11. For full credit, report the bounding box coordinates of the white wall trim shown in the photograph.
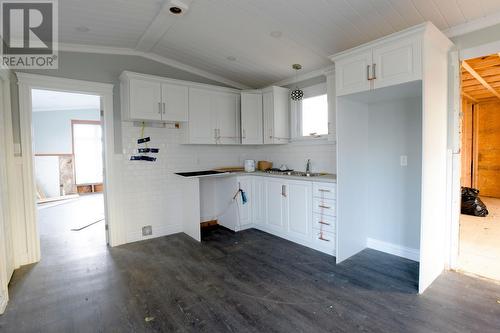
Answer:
[443,11,500,38]
[59,43,249,90]
[366,238,420,262]
[459,40,500,60]
[271,65,335,87]
[16,73,126,265]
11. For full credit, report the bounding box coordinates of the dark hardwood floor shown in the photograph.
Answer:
[1,224,500,332]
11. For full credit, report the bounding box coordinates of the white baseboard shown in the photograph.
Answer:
[126,224,183,244]
[366,238,420,262]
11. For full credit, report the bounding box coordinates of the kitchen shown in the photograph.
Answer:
[2,0,500,331]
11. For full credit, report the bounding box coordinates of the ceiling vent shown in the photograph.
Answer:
[168,0,189,16]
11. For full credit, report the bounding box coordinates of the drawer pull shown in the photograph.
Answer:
[318,236,331,242]
[318,205,331,209]
[318,221,331,226]
[318,189,331,192]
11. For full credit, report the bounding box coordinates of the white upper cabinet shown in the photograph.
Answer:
[331,27,423,96]
[241,91,263,144]
[372,37,421,90]
[127,78,162,121]
[188,87,241,145]
[121,72,188,122]
[161,82,189,122]
[188,88,217,144]
[334,50,372,96]
[263,86,290,144]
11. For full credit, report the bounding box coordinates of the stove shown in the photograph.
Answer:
[264,168,294,175]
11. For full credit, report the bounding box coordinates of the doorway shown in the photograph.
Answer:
[32,89,107,256]
[458,53,500,281]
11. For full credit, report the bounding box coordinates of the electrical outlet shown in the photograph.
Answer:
[142,225,152,236]
[400,155,408,167]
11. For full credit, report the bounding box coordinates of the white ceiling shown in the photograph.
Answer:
[32,89,100,112]
[59,0,500,88]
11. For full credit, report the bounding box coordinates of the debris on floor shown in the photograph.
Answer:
[144,316,155,322]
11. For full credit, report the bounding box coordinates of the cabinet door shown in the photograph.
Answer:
[241,92,263,144]
[272,87,290,144]
[188,88,216,144]
[237,177,253,229]
[262,91,274,144]
[286,180,312,241]
[252,177,266,226]
[265,178,286,233]
[372,37,421,90]
[161,83,188,122]
[335,50,372,96]
[215,92,240,144]
[129,79,162,121]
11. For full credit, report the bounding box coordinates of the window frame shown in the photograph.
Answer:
[291,82,329,142]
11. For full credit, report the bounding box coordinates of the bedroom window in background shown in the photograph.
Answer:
[295,82,328,139]
[72,121,103,185]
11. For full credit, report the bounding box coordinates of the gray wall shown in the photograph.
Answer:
[12,51,234,154]
[451,23,500,49]
[32,109,100,154]
[366,97,422,250]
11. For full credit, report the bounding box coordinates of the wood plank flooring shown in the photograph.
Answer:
[1,226,500,332]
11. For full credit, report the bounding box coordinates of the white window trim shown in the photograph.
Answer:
[291,82,328,142]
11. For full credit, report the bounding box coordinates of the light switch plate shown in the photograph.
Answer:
[400,155,408,167]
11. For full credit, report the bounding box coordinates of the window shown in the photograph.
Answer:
[72,121,103,184]
[293,82,329,139]
[301,94,328,137]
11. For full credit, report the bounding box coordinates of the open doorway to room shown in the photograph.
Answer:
[31,89,107,257]
[458,54,500,281]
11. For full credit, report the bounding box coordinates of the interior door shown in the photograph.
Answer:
[241,92,263,144]
[265,178,286,233]
[215,92,240,144]
[161,83,188,122]
[188,88,216,144]
[287,180,312,241]
[335,50,372,96]
[129,79,162,121]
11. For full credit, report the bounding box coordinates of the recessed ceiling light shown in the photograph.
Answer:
[169,6,183,14]
[270,31,283,38]
[226,56,237,61]
[75,26,90,33]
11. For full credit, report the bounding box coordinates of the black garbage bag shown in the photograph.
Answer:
[461,187,489,217]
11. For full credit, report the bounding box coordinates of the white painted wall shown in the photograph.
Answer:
[32,109,100,154]
[34,156,60,198]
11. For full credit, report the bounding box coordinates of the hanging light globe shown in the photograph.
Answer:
[290,64,304,101]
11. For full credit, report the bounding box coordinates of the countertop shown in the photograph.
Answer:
[175,170,337,183]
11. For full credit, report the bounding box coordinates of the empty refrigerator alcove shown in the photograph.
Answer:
[336,80,423,276]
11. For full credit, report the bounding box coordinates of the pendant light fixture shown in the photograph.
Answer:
[290,64,304,101]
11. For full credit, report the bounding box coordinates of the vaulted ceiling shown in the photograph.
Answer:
[60,0,500,88]
[462,54,500,102]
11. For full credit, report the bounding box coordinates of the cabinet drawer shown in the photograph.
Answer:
[313,197,336,216]
[313,182,336,199]
[312,230,336,250]
[312,213,336,233]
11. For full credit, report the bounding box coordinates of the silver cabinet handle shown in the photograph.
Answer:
[162,102,166,114]
[367,64,371,80]
[318,204,331,209]
[242,129,246,139]
[372,63,376,80]
[158,102,161,114]
[281,185,287,197]
[318,221,331,226]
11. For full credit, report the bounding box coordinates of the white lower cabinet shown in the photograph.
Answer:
[241,176,336,257]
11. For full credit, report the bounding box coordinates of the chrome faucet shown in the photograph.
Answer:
[306,159,311,174]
